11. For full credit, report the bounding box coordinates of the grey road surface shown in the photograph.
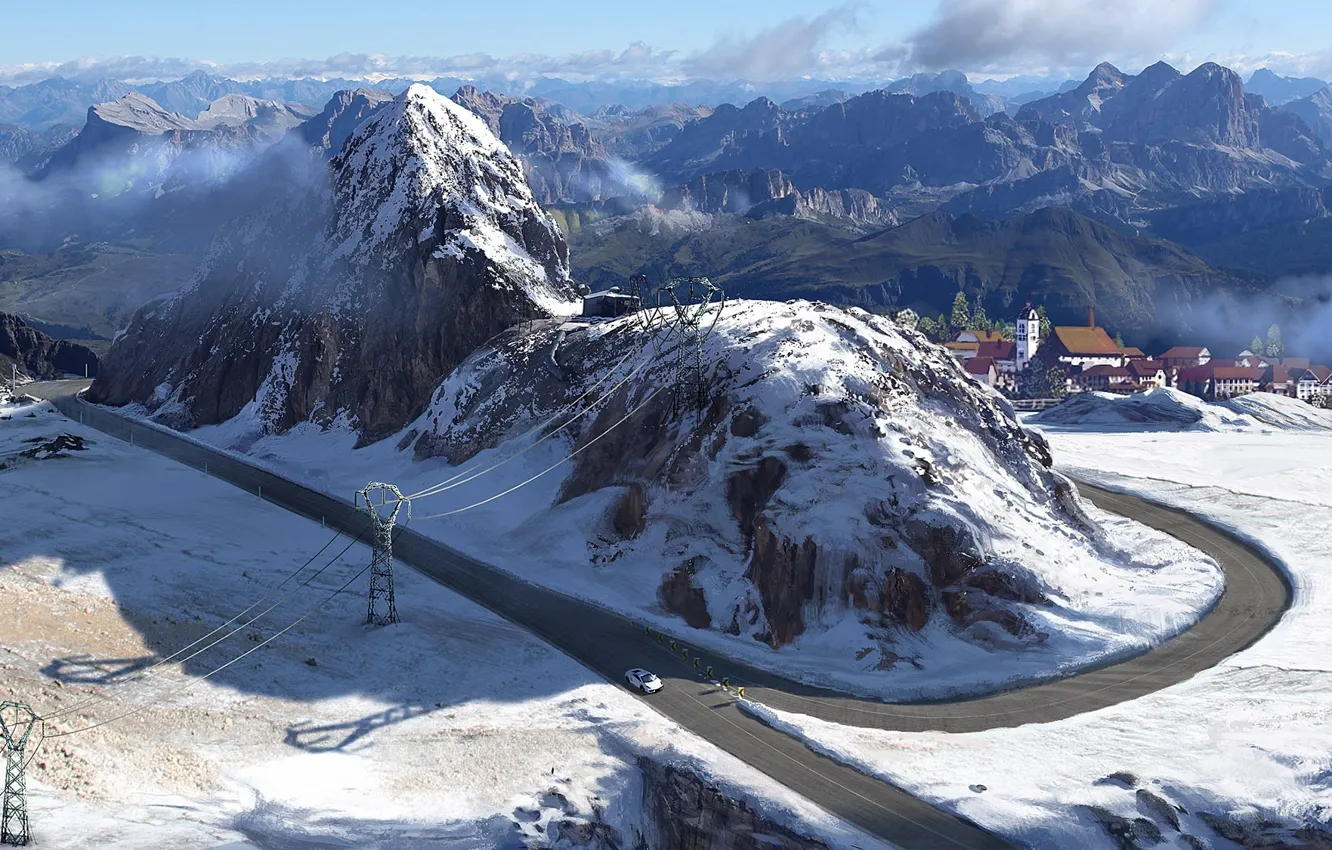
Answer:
[25,380,1290,850]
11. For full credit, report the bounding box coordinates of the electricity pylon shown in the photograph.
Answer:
[355,483,410,626]
[0,703,37,846]
[646,277,726,414]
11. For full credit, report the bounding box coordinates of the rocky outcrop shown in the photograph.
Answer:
[0,312,98,382]
[659,563,711,629]
[635,758,828,850]
[295,88,394,155]
[660,168,896,226]
[1283,86,1332,148]
[89,84,576,443]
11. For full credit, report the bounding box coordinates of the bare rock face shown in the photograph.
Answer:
[89,85,577,444]
[658,563,712,629]
[635,758,828,850]
[0,312,99,381]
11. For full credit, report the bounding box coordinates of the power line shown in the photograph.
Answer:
[43,551,381,741]
[39,527,362,723]
[415,386,665,521]
[408,341,651,502]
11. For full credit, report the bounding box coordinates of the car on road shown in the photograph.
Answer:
[625,668,663,694]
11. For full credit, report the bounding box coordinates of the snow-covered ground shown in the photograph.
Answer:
[158,303,1225,703]
[744,424,1332,849]
[0,399,888,849]
[1032,386,1332,432]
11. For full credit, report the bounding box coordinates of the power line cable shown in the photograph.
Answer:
[415,386,665,520]
[39,526,367,723]
[407,338,654,501]
[44,549,382,741]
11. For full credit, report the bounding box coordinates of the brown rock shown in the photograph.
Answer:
[879,569,931,631]
[904,519,984,586]
[659,565,711,629]
[610,483,647,540]
[730,407,766,437]
[726,457,788,552]
[745,517,817,646]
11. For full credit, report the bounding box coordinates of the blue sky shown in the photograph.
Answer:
[2,0,1331,83]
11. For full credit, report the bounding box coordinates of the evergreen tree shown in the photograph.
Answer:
[971,299,991,332]
[998,322,1016,342]
[916,314,937,338]
[1017,350,1068,399]
[1265,324,1284,358]
[1250,335,1265,355]
[1113,332,1125,348]
[938,312,951,340]
[950,291,970,333]
[1036,304,1053,340]
[894,307,919,330]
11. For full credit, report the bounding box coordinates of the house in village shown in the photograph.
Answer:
[1294,366,1332,402]
[1127,359,1168,388]
[1159,346,1211,373]
[1041,309,1125,371]
[964,357,998,387]
[1073,364,1135,393]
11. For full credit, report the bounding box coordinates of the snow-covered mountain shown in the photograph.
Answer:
[90,83,578,442]
[367,299,1217,693]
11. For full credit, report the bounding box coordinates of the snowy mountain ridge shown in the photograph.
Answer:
[92,84,578,443]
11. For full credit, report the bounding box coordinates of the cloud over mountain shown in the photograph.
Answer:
[904,0,1216,73]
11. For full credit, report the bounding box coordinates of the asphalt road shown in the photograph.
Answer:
[26,380,1291,850]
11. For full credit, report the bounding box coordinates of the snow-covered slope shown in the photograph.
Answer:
[188,299,1220,699]
[1032,387,1332,431]
[92,83,578,442]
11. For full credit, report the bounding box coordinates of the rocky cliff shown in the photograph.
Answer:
[657,168,896,226]
[451,85,630,203]
[0,311,98,383]
[89,83,577,443]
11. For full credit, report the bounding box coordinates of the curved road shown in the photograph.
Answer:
[27,380,1290,850]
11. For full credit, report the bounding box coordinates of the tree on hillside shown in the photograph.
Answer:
[1113,332,1125,348]
[950,291,970,333]
[916,314,937,339]
[1017,348,1068,400]
[998,322,1016,342]
[894,307,919,330]
[970,300,991,332]
[1036,304,1053,340]
[1250,334,1265,354]
[1266,324,1284,358]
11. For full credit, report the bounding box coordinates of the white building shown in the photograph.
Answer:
[1016,303,1040,371]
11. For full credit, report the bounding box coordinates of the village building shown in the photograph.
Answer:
[1073,364,1135,393]
[955,329,1005,345]
[1118,346,1146,360]
[1210,366,1264,399]
[1127,359,1168,388]
[1042,309,1125,371]
[1159,346,1212,372]
[1015,302,1041,372]
[1293,366,1332,402]
[964,356,998,387]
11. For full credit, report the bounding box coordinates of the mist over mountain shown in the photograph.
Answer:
[2,56,1332,358]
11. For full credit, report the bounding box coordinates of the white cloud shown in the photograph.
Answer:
[682,4,860,81]
[903,0,1217,74]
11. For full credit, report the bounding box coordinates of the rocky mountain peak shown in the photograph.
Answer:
[87,92,198,134]
[329,83,566,280]
[91,81,576,442]
[298,87,394,155]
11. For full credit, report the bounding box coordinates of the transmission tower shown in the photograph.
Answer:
[652,277,726,414]
[0,703,37,847]
[355,483,410,626]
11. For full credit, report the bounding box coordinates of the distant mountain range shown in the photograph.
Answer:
[2,60,1332,358]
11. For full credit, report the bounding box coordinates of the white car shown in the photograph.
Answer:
[625,668,663,694]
